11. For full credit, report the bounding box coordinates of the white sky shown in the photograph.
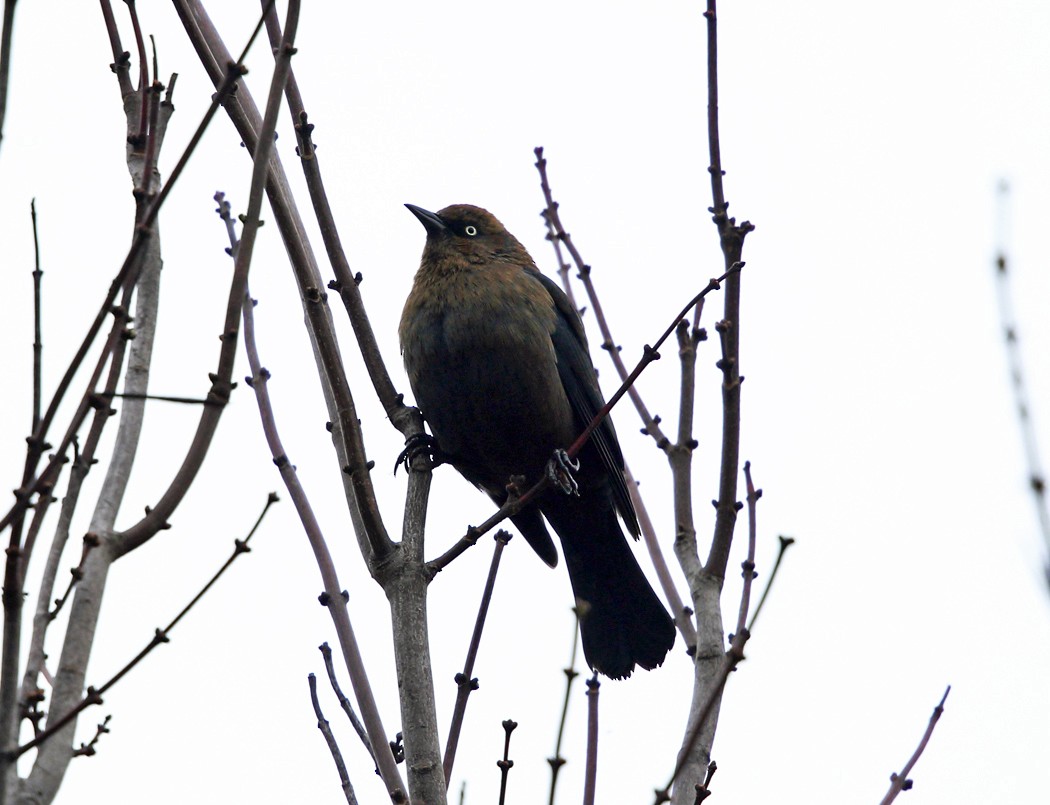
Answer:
[1,1,1049,803]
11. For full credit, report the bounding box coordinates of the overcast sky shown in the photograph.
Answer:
[1,2,1049,803]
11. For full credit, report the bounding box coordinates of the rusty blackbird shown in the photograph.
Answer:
[400,203,675,679]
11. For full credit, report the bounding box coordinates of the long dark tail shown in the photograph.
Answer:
[541,489,676,679]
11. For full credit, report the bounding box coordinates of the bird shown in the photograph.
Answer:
[399,203,675,679]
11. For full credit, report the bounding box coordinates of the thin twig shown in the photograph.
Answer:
[534,147,670,449]
[582,675,600,805]
[220,0,397,572]
[110,3,279,560]
[31,199,42,434]
[7,495,276,760]
[231,182,407,797]
[627,464,698,651]
[98,0,134,96]
[878,686,951,805]
[260,4,417,439]
[309,673,359,805]
[702,0,754,580]
[993,180,1050,588]
[319,642,376,768]
[734,462,760,635]
[534,156,697,647]
[71,714,111,758]
[0,0,17,153]
[693,761,716,803]
[539,199,580,313]
[0,5,267,541]
[547,610,581,805]
[496,719,517,805]
[443,531,511,784]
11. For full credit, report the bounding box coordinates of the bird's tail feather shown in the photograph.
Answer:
[542,491,676,679]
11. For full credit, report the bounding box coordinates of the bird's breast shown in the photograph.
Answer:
[400,264,576,485]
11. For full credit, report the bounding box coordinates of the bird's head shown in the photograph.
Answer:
[405,203,535,272]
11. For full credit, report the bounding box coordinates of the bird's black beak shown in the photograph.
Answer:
[405,204,448,236]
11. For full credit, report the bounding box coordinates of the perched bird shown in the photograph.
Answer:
[400,203,675,679]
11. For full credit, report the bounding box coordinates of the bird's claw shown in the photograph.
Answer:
[547,449,580,496]
[395,432,443,475]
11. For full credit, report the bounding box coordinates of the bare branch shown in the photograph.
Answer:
[9,495,275,761]
[173,0,396,571]
[110,4,276,558]
[427,269,736,573]
[702,0,754,580]
[319,643,376,769]
[98,0,134,97]
[546,610,581,805]
[30,199,41,434]
[659,532,792,804]
[0,5,262,542]
[309,673,359,805]
[627,465,698,651]
[260,3,418,439]
[232,192,407,798]
[534,147,702,650]
[533,147,671,450]
[496,719,518,805]
[0,0,17,154]
[734,462,760,636]
[443,531,512,784]
[879,687,951,805]
[993,180,1050,587]
[71,715,111,758]
[582,676,600,805]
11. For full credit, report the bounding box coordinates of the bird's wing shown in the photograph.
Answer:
[533,271,640,537]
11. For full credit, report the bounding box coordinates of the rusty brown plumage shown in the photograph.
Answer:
[400,203,674,678]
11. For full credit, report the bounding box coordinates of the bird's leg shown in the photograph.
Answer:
[395,432,445,474]
[546,449,581,496]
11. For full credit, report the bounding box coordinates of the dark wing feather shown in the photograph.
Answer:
[532,271,640,537]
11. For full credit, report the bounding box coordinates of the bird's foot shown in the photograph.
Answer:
[395,432,444,474]
[546,449,580,496]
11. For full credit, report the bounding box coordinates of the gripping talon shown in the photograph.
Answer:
[547,449,580,496]
[395,433,443,474]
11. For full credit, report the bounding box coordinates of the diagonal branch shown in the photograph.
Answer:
[227,193,407,798]
[879,686,951,805]
[426,271,737,573]
[172,0,395,570]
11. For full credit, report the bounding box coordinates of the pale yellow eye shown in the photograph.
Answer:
[464,225,478,236]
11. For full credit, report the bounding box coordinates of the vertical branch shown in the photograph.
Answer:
[30,199,42,434]
[12,9,271,804]
[496,720,517,805]
[582,676,600,805]
[993,180,1050,587]
[703,0,754,580]
[668,7,753,798]
[256,7,447,803]
[15,23,173,805]
[546,611,580,805]
[0,0,16,153]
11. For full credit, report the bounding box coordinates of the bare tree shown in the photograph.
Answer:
[0,3,951,805]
